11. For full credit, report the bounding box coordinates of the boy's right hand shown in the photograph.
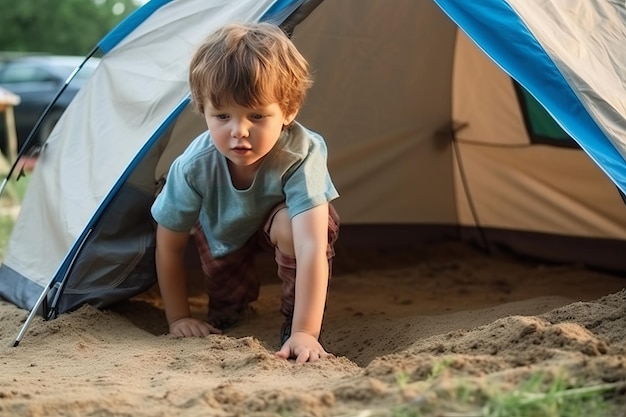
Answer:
[168,317,222,337]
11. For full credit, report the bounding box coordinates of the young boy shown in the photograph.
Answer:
[150,22,339,364]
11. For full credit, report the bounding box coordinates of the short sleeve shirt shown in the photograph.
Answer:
[151,122,339,258]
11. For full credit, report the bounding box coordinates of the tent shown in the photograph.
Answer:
[2,0,626,344]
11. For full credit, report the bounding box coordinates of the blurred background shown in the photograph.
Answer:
[0,0,141,56]
[0,0,143,154]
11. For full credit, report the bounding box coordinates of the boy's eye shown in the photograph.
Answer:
[250,114,264,120]
[216,114,229,120]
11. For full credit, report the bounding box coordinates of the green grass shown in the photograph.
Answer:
[338,366,620,417]
[386,371,618,417]
[0,214,15,258]
[0,175,30,260]
[481,373,616,417]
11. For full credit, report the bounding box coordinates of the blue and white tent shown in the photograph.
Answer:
[2,0,626,343]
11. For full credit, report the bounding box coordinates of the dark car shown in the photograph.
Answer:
[0,55,100,153]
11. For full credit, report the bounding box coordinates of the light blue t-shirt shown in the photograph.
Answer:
[151,122,339,258]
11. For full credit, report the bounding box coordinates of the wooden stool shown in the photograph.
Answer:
[0,87,22,204]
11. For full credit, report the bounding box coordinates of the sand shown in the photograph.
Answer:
[1,241,626,416]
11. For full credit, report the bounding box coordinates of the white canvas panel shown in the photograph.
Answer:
[507,0,626,163]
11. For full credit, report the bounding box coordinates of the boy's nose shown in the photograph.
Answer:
[231,120,250,138]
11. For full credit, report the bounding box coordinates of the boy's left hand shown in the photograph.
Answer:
[275,331,333,363]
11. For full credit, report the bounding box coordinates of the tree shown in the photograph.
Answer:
[0,0,139,56]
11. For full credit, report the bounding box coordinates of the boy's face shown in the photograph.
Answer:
[204,100,296,171]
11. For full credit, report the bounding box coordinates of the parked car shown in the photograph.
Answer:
[0,54,100,154]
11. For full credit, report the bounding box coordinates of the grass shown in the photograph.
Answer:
[387,370,619,417]
[0,174,30,259]
[480,373,616,417]
[0,214,14,258]
[339,359,620,417]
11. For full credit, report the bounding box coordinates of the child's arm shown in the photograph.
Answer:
[275,203,332,363]
[155,224,220,337]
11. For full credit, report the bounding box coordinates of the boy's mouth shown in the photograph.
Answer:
[232,146,252,154]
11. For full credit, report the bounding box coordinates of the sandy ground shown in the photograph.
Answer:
[1,241,626,416]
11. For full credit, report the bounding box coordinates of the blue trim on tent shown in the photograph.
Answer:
[99,0,305,54]
[433,0,626,194]
[260,0,306,24]
[98,0,174,53]
[263,0,298,19]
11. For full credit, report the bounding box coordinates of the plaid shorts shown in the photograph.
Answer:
[191,203,340,319]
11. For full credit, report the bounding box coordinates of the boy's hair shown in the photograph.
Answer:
[189,22,312,117]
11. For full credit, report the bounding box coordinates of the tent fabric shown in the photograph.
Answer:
[450,30,626,239]
[293,0,626,237]
[1,0,626,317]
[293,0,459,225]
[434,0,626,193]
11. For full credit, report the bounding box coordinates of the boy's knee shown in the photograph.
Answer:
[269,208,294,255]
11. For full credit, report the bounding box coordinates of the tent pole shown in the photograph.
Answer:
[12,227,94,346]
[12,283,55,347]
[47,228,94,320]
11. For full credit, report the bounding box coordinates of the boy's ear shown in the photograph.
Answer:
[284,111,298,127]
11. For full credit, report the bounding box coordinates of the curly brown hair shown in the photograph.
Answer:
[189,22,312,117]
